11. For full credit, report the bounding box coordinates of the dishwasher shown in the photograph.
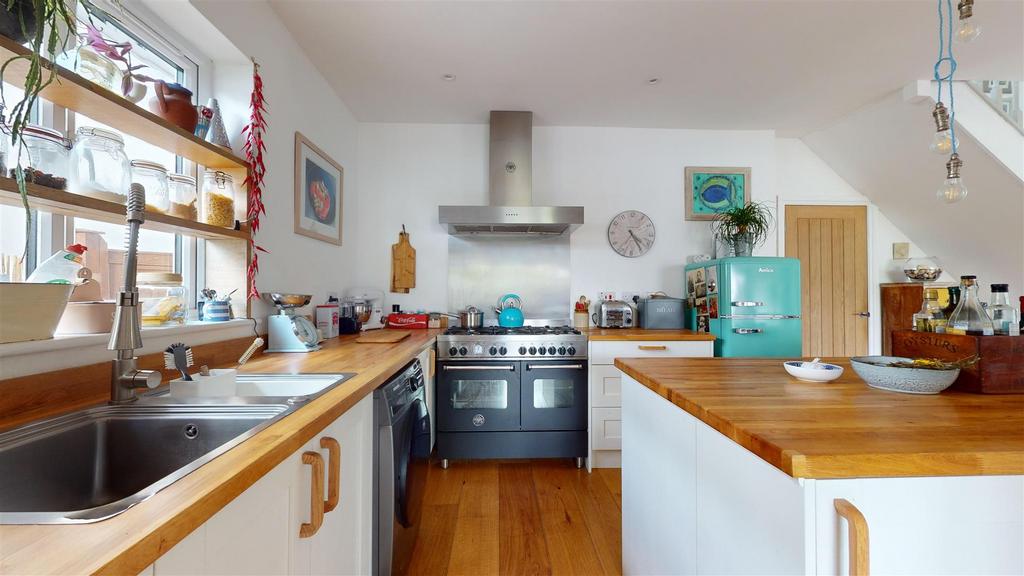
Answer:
[373,359,431,576]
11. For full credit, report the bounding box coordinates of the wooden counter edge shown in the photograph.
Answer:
[585,328,715,341]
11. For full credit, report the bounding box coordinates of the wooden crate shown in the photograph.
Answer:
[891,330,1024,394]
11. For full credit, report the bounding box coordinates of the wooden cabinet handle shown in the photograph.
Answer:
[321,436,341,513]
[300,452,325,538]
[638,345,668,351]
[834,498,869,575]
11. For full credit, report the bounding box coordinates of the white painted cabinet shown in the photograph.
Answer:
[622,374,1024,575]
[588,339,712,469]
[152,395,375,576]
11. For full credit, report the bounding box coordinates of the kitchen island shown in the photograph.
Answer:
[615,357,1024,575]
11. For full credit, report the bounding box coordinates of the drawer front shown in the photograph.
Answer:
[590,365,623,407]
[590,340,713,365]
[592,407,622,450]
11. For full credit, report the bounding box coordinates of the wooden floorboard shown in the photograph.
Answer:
[407,460,621,576]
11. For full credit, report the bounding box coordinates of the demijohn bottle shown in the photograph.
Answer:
[946,276,994,336]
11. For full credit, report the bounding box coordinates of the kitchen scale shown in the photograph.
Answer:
[265,293,321,353]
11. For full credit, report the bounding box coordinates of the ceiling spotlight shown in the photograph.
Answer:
[647,77,661,85]
[441,74,456,81]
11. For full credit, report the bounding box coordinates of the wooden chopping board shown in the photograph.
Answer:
[356,330,412,344]
[391,228,416,293]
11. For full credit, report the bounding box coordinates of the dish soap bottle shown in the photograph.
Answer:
[26,243,87,284]
[946,275,994,336]
[988,284,1020,336]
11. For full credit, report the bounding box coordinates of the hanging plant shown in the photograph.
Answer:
[1,0,77,260]
[241,57,267,301]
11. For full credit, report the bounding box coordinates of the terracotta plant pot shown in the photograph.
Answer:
[148,81,199,133]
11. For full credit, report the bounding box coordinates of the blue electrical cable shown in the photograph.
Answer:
[934,0,959,154]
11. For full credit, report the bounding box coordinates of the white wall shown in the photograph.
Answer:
[191,0,360,319]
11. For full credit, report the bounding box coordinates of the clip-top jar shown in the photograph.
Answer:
[168,173,198,221]
[130,160,170,214]
[202,170,238,228]
[16,125,70,190]
[138,272,188,326]
[71,127,131,204]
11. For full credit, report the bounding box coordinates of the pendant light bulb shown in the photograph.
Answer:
[936,153,968,203]
[955,18,982,42]
[929,130,957,154]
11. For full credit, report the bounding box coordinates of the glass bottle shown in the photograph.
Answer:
[946,276,994,336]
[1019,296,1024,333]
[988,284,1020,336]
[942,286,961,319]
[913,289,946,332]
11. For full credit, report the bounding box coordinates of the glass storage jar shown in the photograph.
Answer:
[168,173,198,221]
[130,160,170,214]
[73,46,122,95]
[202,170,238,228]
[16,125,70,189]
[70,127,131,204]
[138,272,188,326]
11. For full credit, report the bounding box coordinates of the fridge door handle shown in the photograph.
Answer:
[732,328,764,334]
[732,301,764,307]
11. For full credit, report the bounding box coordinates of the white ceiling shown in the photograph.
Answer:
[269,0,1024,135]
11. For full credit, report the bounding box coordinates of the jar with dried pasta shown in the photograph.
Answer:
[202,170,238,228]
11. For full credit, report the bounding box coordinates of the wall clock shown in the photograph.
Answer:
[608,210,655,258]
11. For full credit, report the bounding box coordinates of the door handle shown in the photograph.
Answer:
[300,451,325,538]
[321,437,340,513]
[526,364,585,370]
[854,312,871,318]
[834,498,869,575]
[637,345,668,351]
[443,364,516,371]
[733,328,764,334]
[732,301,764,307]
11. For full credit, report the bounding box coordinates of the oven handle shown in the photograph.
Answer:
[526,364,586,370]
[442,364,516,371]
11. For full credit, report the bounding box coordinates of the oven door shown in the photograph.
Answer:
[437,362,521,432]
[521,360,588,431]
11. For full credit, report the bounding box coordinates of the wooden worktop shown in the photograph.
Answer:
[615,357,1024,479]
[585,327,714,341]
[0,330,440,575]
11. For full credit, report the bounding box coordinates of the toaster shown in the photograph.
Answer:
[637,296,685,329]
[592,300,635,328]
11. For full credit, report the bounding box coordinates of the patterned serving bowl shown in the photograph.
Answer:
[850,356,960,395]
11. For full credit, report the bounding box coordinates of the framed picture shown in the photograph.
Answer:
[685,166,751,221]
[294,132,343,245]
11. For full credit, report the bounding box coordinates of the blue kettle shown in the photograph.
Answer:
[495,293,525,327]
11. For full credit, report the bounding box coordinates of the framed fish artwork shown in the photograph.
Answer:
[294,131,344,245]
[684,166,750,221]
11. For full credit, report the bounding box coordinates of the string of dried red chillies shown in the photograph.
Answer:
[242,57,268,300]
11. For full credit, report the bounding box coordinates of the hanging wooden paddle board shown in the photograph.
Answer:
[391,226,416,293]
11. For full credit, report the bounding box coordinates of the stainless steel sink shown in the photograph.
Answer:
[0,373,355,524]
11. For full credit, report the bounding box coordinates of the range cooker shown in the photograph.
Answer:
[435,326,588,468]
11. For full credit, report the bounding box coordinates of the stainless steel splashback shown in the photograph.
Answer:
[448,235,570,325]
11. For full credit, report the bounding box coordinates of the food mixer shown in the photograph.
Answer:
[265,293,321,353]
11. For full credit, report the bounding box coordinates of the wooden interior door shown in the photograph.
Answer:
[784,205,868,357]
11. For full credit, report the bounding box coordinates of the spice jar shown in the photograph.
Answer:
[15,125,69,190]
[70,127,131,204]
[168,173,198,220]
[202,170,238,228]
[130,160,170,214]
[138,272,188,326]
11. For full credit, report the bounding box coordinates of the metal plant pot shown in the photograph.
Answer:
[730,233,754,257]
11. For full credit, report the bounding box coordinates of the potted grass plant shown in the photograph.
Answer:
[710,202,774,257]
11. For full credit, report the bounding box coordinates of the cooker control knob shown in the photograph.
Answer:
[548,346,557,355]
[499,346,508,356]
[518,346,527,355]
[567,346,577,356]
[558,347,566,355]
[448,347,458,356]
[458,347,468,356]
[528,346,537,355]
[538,347,547,355]
[489,346,498,356]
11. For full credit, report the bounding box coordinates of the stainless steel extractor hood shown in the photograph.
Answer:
[439,111,584,235]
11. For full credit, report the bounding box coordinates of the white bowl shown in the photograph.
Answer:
[850,356,960,395]
[784,360,844,382]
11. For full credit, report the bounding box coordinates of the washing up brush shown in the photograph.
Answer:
[164,342,194,381]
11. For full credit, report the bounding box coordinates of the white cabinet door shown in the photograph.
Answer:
[589,365,622,407]
[590,340,713,365]
[591,407,622,450]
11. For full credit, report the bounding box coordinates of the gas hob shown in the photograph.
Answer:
[437,326,588,360]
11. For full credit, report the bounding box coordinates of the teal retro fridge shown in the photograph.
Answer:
[684,257,801,357]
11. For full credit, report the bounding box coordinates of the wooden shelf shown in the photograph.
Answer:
[0,36,248,171]
[0,177,249,240]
